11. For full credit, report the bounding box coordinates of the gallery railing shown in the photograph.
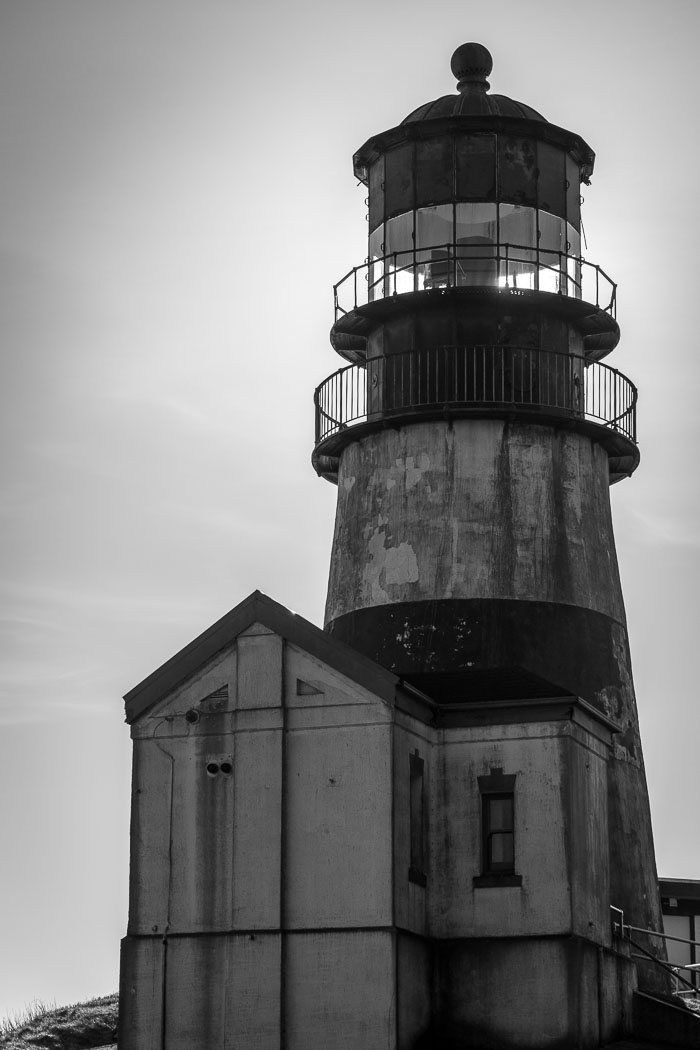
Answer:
[314,345,636,448]
[333,243,616,319]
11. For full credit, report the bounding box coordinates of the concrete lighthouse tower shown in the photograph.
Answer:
[314,41,661,950]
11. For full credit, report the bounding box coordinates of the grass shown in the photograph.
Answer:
[0,994,118,1049]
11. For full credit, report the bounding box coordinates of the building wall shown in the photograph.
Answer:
[660,880,700,992]
[388,705,627,1048]
[426,723,573,939]
[122,616,640,1048]
[121,624,397,1050]
[393,715,435,937]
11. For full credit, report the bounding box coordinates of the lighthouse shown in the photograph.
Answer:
[119,44,669,1050]
[315,40,660,949]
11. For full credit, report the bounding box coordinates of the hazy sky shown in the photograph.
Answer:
[1,0,699,1021]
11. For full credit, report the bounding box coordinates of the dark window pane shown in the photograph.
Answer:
[369,156,385,233]
[499,136,537,206]
[488,797,513,832]
[410,753,425,878]
[537,141,566,220]
[456,133,496,200]
[490,832,514,866]
[385,144,414,220]
[566,154,581,231]
[416,138,453,207]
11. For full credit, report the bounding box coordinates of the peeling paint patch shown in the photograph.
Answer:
[394,452,431,491]
[363,529,419,603]
[404,453,431,490]
[343,475,356,492]
[384,542,419,586]
[365,529,390,603]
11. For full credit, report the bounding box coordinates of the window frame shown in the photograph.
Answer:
[474,767,522,889]
[482,791,515,875]
[408,749,427,887]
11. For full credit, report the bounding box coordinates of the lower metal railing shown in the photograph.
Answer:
[314,345,637,449]
[611,906,700,1004]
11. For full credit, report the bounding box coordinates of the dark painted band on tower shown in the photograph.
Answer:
[326,598,634,729]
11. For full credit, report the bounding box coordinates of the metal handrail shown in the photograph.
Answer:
[333,242,617,319]
[314,345,637,449]
[611,906,700,1000]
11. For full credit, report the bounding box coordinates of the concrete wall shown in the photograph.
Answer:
[326,417,664,949]
[122,617,643,1047]
[393,716,435,937]
[433,936,603,1050]
[326,419,623,623]
[429,722,571,939]
[397,933,433,1050]
[121,624,397,1049]
[387,706,634,1048]
[564,715,611,943]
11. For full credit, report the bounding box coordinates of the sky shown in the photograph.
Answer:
[1,0,699,1022]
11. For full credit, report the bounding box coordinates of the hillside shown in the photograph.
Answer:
[0,995,118,1050]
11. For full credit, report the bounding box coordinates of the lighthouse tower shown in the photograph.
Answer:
[315,41,661,949]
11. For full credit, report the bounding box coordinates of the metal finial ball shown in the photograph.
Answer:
[451,42,493,85]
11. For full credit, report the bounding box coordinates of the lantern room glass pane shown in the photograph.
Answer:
[499,204,537,290]
[385,211,414,256]
[499,204,537,249]
[455,203,497,287]
[368,226,384,302]
[566,222,581,298]
[369,226,383,259]
[415,204,453,250]
[415,205,454,290]
[385,211,416,295]
[538,210,566,294]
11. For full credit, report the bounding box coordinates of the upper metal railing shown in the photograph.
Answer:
[333,242,617,320]
[314,345,636,449]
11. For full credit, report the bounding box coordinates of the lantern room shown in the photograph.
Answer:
[315,43,637,486]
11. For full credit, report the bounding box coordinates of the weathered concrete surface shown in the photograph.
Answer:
[285,930,395,1050]
[121,622,397,1050]
[121,600,656,1047]
[397,932,432,1049]
[326,420,624,624]
[632,992,700,1048]
[429,936,628,1050]
[325,418,664,952]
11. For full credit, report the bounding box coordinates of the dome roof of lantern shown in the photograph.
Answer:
[402,42,547,125]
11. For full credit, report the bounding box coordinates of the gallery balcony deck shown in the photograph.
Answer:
[313,345,638,485]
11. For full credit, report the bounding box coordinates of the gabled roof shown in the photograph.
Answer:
[123,590,400,724]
